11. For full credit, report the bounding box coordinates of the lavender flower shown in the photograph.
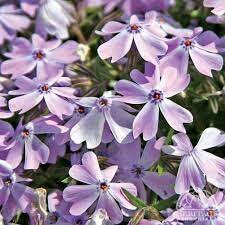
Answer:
[70,92,135,149]
[160,27,223,77]
[36,0,76,39]
[204,0,225,16]
[115,63,193,140]
[97,14,168,64]
[8,76,76,119]
[174,190,225,224]
[0,94,13,119]
[63,151,137,224]
[55,103,89,151]
[2,115,67,169]
[1,34,79,79]
[46,190,88,225]
[0,159,35,221]
[19,0,41,17]
[107,138,176,200]
[0,4,30,45]
[162,128,225,194]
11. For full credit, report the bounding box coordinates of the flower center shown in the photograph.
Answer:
[99,99,108,106]
[33,50,45,60]
[76,106,85,114]
[75,219,83,225]
[21,128,30,138]
[131,165,144,178]
[205,208,218,220]
[184,39,192,47]
[127,24,141,33]
[97,98,110,110]
[41,84,49,92]
[3,177,13,186]
[130,24,140,31]
[100,182,109,191]
[149,89,163,104]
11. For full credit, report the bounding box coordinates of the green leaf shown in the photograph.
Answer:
[61,177,72,184]
[165,129,174,145]
[121,188,147,209]
[153,195,178,211]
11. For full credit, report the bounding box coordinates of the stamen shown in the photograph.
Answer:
[33,50,45,60]
[100,182,109,191]
[22,128,30,137]
[41,84,49,92]
[98,99,108,107]
[149,89,163,104]
[184,39,192,47]
[77,106,85,114]
[130,24,140,31]
[4,177,12,186]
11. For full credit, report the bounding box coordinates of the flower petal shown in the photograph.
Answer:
[63,185,99,216]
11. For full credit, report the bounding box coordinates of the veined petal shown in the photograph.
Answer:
[97,30,133,63]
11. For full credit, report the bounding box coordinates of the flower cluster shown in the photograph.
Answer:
[0,0,225,225]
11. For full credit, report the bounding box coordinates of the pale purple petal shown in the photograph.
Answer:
[9,91,43,114]
[70,108,105,149]
[63,185,99,216]
[96,192,123,224]
[134,29,167,64]
[189,47,223,77]
[97,30,133,63]
[160,98,193,133]
[109,183,137,210]
[44,92,74,119]
[143,172,176,199]
[194,127,225,151]
[69,165,98,184]
[133,103,159,140]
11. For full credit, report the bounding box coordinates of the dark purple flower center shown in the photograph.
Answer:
[131,165,144,178]
[33,50,45,60]
[205,208,218,220]
[149,89,163,104]
[100,182,109,191]
[3,177,13,186]
[75,219,83,225]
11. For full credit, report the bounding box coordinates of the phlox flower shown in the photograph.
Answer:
[115,63,193,140]
[0,94,13,119]
[97,13,168,64]
[36,0,76,39]
[19,0,41,17]
[160,27,223,77]
[107,138,176,201]
[1,115,67,169]
[8,76,76,119]
[55,103,89,151]
[63,151,137,224]
[174,190,225,225]
[1,34,79,79]
[204,0,225,16]
[0,160,35,221]
[0,4,30,45]
[70,92,135,149]
[46,190,88,225]
[162,128,225,194]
